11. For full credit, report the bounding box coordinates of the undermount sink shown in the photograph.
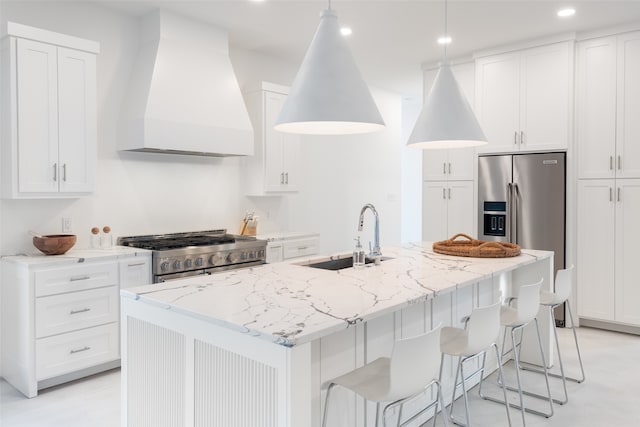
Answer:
[302,256,392,271]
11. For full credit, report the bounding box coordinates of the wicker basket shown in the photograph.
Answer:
[432,233,521,258]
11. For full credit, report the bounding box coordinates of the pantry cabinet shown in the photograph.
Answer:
[243,82,301,195]
[1,23,99,198]
[475,41,573,153]
[422,181,474,242]
[576,32,640,179]
[1,250,151,398]
[577,179,640,327]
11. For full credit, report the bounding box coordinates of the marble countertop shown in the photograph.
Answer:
[121,242,551,347]
[2,246,151,267]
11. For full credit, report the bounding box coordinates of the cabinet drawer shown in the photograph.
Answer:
[36,286,118,338]
[283,238,318,259]
[119,256,152,289]
[36,323,119,381]
[35,261,118,297]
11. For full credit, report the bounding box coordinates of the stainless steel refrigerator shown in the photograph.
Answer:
[478,152,566,326]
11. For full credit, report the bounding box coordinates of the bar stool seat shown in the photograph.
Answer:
[439,302,512,427]
[322,325,448,427]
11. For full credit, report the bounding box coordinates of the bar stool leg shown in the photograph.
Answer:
[322,383,336,427]
[511,326,527,427]
[566,300,586,383]
[549,305,569,404]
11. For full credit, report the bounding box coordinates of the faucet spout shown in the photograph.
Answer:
[357,203,381,258]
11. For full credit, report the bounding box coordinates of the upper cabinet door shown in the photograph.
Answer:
[520,42,571,151]
[476,52,520,152]
[616,32,640,179]
[476,41,572,153]
[263,92,286,192]
[57,47,97,193]
[16,38,59,194]
[576,37,617,179]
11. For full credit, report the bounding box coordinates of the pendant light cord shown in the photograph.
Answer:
[328,0,332,11]
[443,0,448,60]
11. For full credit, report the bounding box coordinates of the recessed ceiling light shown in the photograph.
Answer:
[437,36,452,45]
[557,8,576,17]
[340,27,352,36]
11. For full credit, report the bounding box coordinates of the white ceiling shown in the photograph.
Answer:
[94,0,640,97]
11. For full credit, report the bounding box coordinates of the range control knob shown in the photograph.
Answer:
[227,252,241,263]
[160,261,170,272]
[209,253,225,266]
[184,259,193,269]
[241,252,248,261]
[195,257,204,267]
[173,260,182,269]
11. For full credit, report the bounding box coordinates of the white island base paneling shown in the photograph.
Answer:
[121,253,552,427]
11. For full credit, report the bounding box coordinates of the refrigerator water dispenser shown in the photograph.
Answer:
[483,201,506,237]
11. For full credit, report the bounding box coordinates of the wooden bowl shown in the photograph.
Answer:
[33,234,77,255]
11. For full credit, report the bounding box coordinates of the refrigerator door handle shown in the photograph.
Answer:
[513,183,521,244]
[507,182,514,242]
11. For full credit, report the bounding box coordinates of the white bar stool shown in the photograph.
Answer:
[481,279,553,426]
[521,265,585,404]
[439,302,512,427]
[322,325,448,427]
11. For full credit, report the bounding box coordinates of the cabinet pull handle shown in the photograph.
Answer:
[609,187,613,202]
[69,275,90,282]
[514,131,518,145]
[448,162,452,174]
[297,246,308,250]
[63,164,67,182]
[448,188,451,199]
[442,188,446,199]
[443,163,447,174]
[610,156,614,170]
[128,262,145,267]
[520,131,525,145]
[70,308,91,315]
[618,155,622,170]
[53,163,57,181]
[70,346,91,355]
[285,172,289,184]
[618,188,621,202]
[280,172,284,184]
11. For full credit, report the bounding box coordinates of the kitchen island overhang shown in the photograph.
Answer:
[120,242,554,427]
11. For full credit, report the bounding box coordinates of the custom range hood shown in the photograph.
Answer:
[119,10,253,157]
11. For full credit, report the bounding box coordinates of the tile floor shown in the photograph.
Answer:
[1,327,639,426]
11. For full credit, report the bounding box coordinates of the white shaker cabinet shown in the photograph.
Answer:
[1,250,151,398]
[577,32,640,179]
[1,23,99,198]
[119,255,152,288]
[475,41,573,153]
[260,232,320,263]
[577,179,640,327]
[422,181,474,242]
[243,82,301,194]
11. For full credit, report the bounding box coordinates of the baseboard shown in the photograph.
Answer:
[579,318,640,336]
[38,359,120,391]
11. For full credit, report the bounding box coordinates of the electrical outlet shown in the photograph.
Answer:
[62,217,72,233]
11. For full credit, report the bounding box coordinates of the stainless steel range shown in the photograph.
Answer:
[118,229,266,283]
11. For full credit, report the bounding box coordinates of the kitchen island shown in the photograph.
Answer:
[120,242,553,427]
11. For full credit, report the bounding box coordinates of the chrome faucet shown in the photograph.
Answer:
[358,203,381,260]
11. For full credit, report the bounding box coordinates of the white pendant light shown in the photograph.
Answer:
[407,0,487,149]
[274,3,385,135]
